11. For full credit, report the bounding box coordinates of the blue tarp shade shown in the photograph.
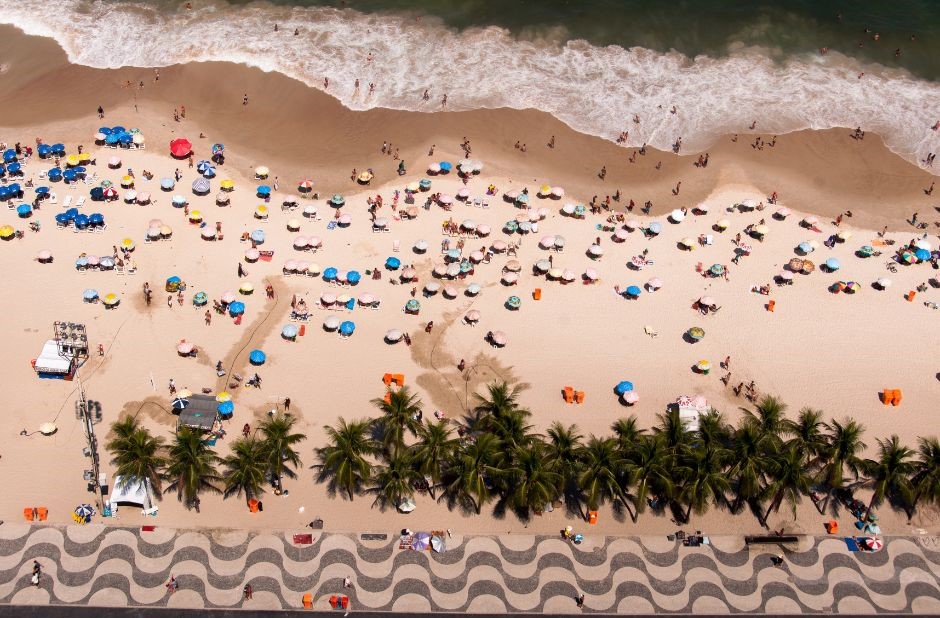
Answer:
[844,538,860,552]
[166,276,181,284]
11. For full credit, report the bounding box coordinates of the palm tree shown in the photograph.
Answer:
[258,414,306,487]
[106,418,167,502]
[784,407,827,469]
[473,381,529,425]
[816,418,866,514]
[371,386,423,456]
[442,432,503,514]
[370,451,422,510]
[763,445,813,525]
[506,442,561,517]
[164,427,222,508]
[489,409,536,449]
[741,395,788,448]
[409,420,457,498]
[862,435,915,520]
[313,418,376,500]
[611,416,645,457]
[910,437,940,516]
[578,436,630,519]
[653,408,692,456]
[545,422,584,493]
[221,438,267,507]
[696,409,731,451]
[728,420,773,514]
[678,446,730,523]
[624,435,674,521]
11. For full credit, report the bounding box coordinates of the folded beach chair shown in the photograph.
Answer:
[644,325,658,338]
[563,386,574,403]
[76,196,86,208]
[49,193,57,205]
[62,195,73,209]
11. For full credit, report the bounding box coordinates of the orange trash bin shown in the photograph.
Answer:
[307,593,316,609]
[533,288,542,300]
[767,300,776,312]
[588,511,598,524]
[248,499,260,512]
[574,391,585,404]
[299,324,306,336]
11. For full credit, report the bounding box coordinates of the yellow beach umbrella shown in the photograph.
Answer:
[679,237,695,248]
[357,171,374,183]
[120,238,135,250]
[255,166,269,177]
[753,224,769,236]
[0,225,14,239]
[78,153,92,163]
[121,175,134,187]
[102,293,119,306]
[239,282,254,294]
[715,219,730,230]
[406,181,420,192]
[697,360,711,373]
[220,179,235,190]
[189,210,202,222]
[255,205,268,218]
[66,154,81,166]
[177,387,192,398]
[837,230,853,241]
[540,185,551,195]
[216,391,232,403]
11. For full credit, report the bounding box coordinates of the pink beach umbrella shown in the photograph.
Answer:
[539,236,556,249]
[401,267,417,281]
[335,270,348,283]
[457,188,470,199]
[37,250,52,262]
[528,210,540,222]
[295,261,310,273]
[646,277,663,290]
[200,228,216,240]
[284,260,298,272]
[501,272,518,284]
[446,264,460,278]
[308,236,322,248]
[803,215,818,225]
[86,255,100,266]
[433,264,448,277]
[623,391,640,405]
[465,309,481,323]
[438,194,454,205]
[699,296,715,307]
[443,285,458,298]
[338,214,352,225]
[491,331,508,346]
[137,192,151,204]
[504,189,520,201]
[320,292,337,306]
[108,156,121,168]
[561,269,576,282]
[177,341,195,355]
[614,228,630,241]
[625,220,640,230]
[428,163,441,174]
[245,248,260,262]
[491,240,507,252]
[148,218,163,228]
[221,291,237,303]
[584,268,599,280]
[551,186,564,198]
[294,236,309,249]
[476,224,491,237]
[358,293,375,306]
[147,227,161,239]
[470,250,485,263]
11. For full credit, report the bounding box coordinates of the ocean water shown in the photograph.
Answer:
[1,0,938,166]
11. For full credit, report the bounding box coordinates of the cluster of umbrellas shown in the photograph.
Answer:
[322,267,362,285]
[323,316,356,337]
[55,209,106,230]
[283,260,320,275]
[95,126,144,147]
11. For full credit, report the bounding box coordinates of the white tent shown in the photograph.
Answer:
[109,475,153,512]
[34,340,73,376]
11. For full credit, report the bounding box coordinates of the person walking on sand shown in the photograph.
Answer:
[243,94,248,106]
[576,593,585,609]
[169,379,176,395]
[673,181,681,195]
[166,576,178,594]
[243,583,253,600]
[441,93,448,108]
[205,310,212,326]
[425,321,434,334]
[599,166,606,180]
[167,295,173,308]
[457,359,465,372]
[97,105,104,119]
[283,397,291,411]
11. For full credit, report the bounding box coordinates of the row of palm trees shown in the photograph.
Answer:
[106,414,305,509]
[313,382,940,525]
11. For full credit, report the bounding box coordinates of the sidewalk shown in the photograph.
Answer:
[0,524,938,613]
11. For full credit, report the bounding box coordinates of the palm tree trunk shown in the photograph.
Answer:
[864,491,877,522]
[684,501,693,524]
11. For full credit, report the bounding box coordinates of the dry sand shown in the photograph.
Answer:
[0,26,938,539]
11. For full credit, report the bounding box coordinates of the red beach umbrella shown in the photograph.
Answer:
[169,138,193,158]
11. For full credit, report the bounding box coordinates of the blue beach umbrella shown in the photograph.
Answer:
[2,149,16,163]
[625,285,642,297]
[74,214,90,228]
[7,162,21,175]
[330,195,345,207]
[48,168,63,181]
[250,229,265,244]
[16,204,31,217]
[105,133,120,145]
[98,127,112,135]
[51,143,65,155]
[323,267,338,281]
[217,400,235,416]
[257,185,271,196]
[166,276,181,285]
[339,320,356,336]
[118,132,133,144]
[506,295,522,309]
[385,257,401,270]
[172,397,190,410]
[249,349,266,365]
[65,207,79,220]
[648,222,662,234]
[438,161,452,172]
[37,144,52,158]
[35,186,49,195]
[347,270,361,284]
[7,183,21,195]
[55,213,69,225]
[110,125,125,134]
[614,381,634,395]
[0,164,5,176]
[89,213,105,225]
[915,248,931,261]
[825,258,841,271]
[228,301,246,316]
[0,187,8,200]
[90,187,104,200]
[63,169,78,183]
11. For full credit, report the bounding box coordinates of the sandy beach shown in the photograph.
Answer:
[0,24,938,542]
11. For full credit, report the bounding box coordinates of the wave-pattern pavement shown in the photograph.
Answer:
[0,525,938,613]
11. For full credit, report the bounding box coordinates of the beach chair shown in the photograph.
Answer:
[76,196,86,208]
[62,195,73,209]
[23,507,35,522]
[574,391,585,404]
[644,325,658,338]
[37,507,48,521]
[38,170,46,179]
[49,193,57,205]
[563,386,574,403]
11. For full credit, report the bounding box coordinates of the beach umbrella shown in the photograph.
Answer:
[803,215,818,226]
[697,360,711,373]
[444,249,461,261]
[466,283,482,296]
[844,281,860,293]
[212,143,224,155]
[797,242,814,254]
[547,267,563,280]
[201,228,216,240]
[623,391,640,405]
[398,497,417,513]
[802,260,815,274]
[866,537,883,551]
[74,504,94,521]
[551,186,564,198]
[614,228,630,241]
[401,267,417,280]
[699,296,715,307]
[775,207,791,218]
[228,301,245,316]
[837,230,852,241]
[103,187,118,199]
[255,205,269,219]
[293,236,310,249]
[625,285,642,297]
[347,270,362,284]
[245,248,260,262]
[646,277,663,290]
[915,248,931,261]
[303,204,318,219]
[250,229,265,244]
[249,350,266,365]
[216,391,232,403]
[282,324,299,339]
[339,321,356,336]
[469,250,485,263]
[100,256,115,269]
[687,326,705,341]
[439,161,452,172]
[561,269,576,282]
[357,170,374,184]
[517,194,530,205]
[329,195,345,207]
[669,209,685,222]
[218,401,235,416]
[709,264,724,276]
[857,245,874,257]
[54,213,69,226]
[501,272,518,284]
[193,292,208,306]
[220,179,235,191]
[284,260,299,273]
[51,143,65,155]
[411,239,429,253]
[648,222,662,234]
[825,258,841,271]
[147,226,161,239]
[561,203,575,216]
[16,204,31,217]
[535,259,552,273]
[876,278,892,289]
[169,138,192,158]
[406,299,421,312]
[137,192,151,205]
[506,295,522,309]
[385,256,401,270]
[752,224,769,237]
[490,331,508,346]
[0,225,14,240]
[419,178,432,190]
[192,177,210,194]
[83,289,98,302]
[424,282,440,294]
[177,341,195,355]
[385,329,403,343]
[778,271,794,281]
[588,244,604,257]
[189,210,203,223]
[132,134,145,145]
[298,179,313,192]
[715,219,730,230]
[303,262,319,275]
[678,237,695,249]
[338,214,352,226]
[539,236,556,249]
[171,397,190,411]
[614,381,634,395]
[37,144,52,157]
[357,293,376,306]
[102,294,120,307]
[914,239,932,251]
[320,292,337,306]
[323,267,338,281]
[196,160,212,173]
[286,218,301,232]
[465,309,481,323]
[446,263,461,277]
[160,178,175,191]
[257,185,271,197]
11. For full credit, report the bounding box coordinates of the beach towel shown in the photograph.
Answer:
[843,538,860,552]
[327,221,337,230]
[293,533,314,545]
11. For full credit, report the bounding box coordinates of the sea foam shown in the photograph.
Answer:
[1,0,938,168]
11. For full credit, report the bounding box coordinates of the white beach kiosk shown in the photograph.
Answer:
[108,475,156,516]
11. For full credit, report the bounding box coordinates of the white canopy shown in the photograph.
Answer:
[35,340,72,374]
[109,475,152,509]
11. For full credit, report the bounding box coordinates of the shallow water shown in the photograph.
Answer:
[1,0,938,166]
